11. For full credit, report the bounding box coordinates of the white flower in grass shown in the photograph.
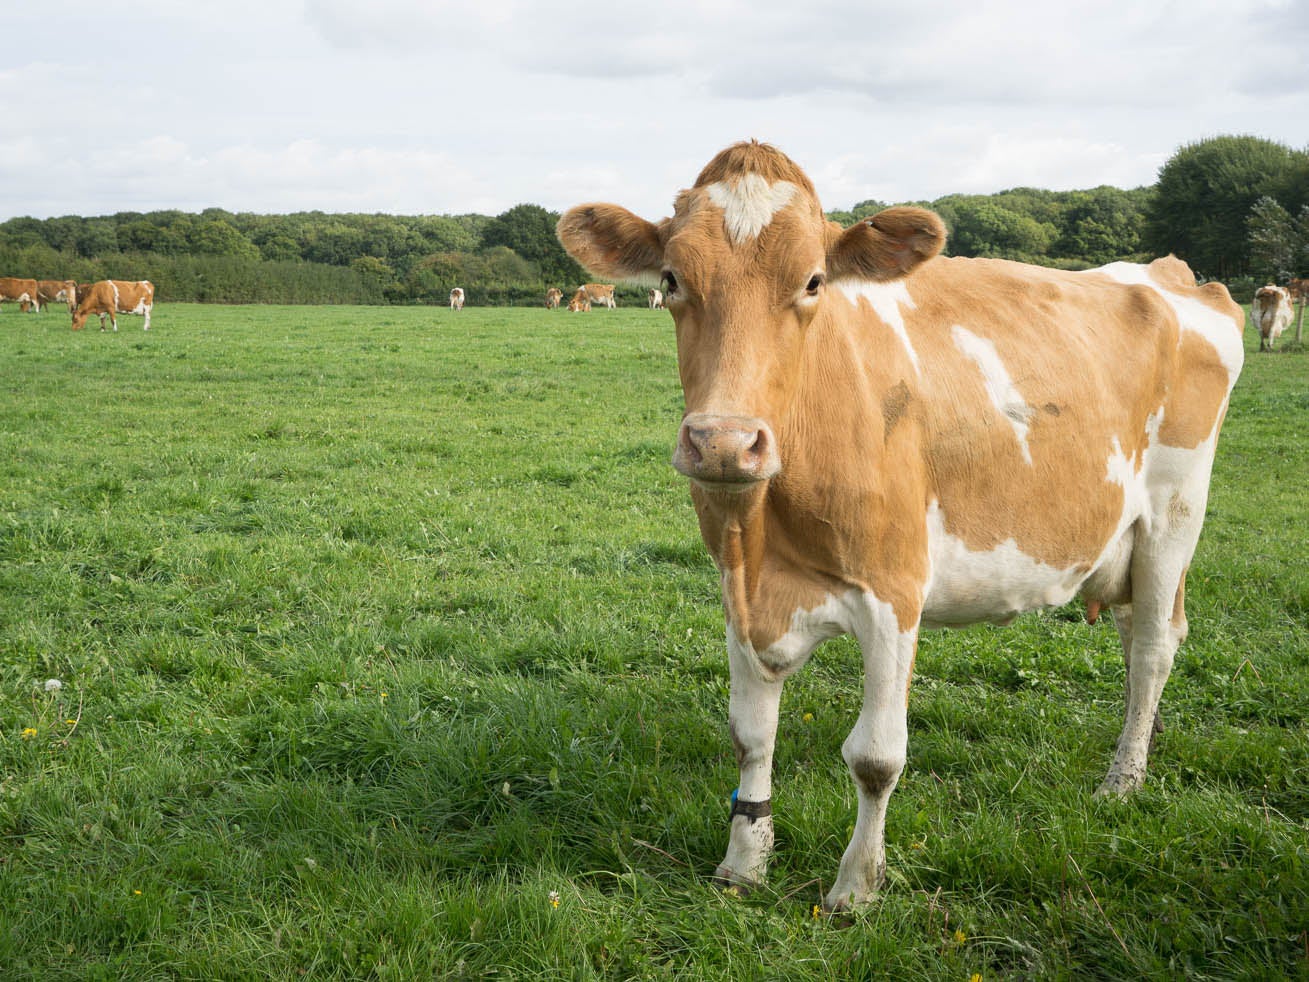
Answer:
[548,890,560,909]
[43,679,63,693]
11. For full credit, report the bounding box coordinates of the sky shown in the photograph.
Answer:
[3,0,1307,223]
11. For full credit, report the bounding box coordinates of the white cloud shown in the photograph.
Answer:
[0,0,1305,220]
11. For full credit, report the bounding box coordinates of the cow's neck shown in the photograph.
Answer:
[693,306,917,654]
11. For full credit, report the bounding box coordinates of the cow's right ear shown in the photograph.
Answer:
[556,205,664,283]
[827,206,946,283]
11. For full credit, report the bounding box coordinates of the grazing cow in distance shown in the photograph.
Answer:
[72,280,154,331]
[648,288,664,309]
[545,287,563,308]
[37,279,78,313]
[557,140,1244,912]
[1251,284,1293,351]
[567,288,591,312]
[449,287,465,310]
[0,277,40,312]
[579,283,616,308]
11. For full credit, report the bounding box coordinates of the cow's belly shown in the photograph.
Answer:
[921,540,1087,627]
[920,501,1134,628]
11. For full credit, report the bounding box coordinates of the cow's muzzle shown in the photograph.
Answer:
[672,414,780,488]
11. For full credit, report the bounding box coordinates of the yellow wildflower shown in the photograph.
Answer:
[802,712,814,722]
[21,728,37,740]
[811,904,822,919]
[953,929,967,944]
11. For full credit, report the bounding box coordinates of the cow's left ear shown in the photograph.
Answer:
[557,204,665,283]
[827,206,946,283]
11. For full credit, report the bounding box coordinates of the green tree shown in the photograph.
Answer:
[76,219,119,258]
[1248,196,1309,282]
[350,255,396,294]
[1057,187,1147,265]
[303,222,365,266]
[481,204,583,286]
[1144,135,1309,279]
[189,219,261,260]
[944,198,1056,259]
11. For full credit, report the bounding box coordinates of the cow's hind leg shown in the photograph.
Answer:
[825,600,918,911]
[1096,484,1206,797]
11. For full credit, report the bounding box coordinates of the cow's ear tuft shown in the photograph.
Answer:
[557,205,664,284]
[828,206,945,283]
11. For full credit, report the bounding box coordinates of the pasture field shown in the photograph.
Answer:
[0,303,1306,979]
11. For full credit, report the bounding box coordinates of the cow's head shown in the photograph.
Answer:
[557,141,944,497]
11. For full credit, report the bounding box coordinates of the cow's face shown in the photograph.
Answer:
[558,142,944,498]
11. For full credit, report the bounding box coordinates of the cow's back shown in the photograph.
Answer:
[836,254,1243,619]
[899,255,1240,458]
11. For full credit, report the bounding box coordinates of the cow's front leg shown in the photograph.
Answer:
[825,600,919,911]
[713,629,786,893]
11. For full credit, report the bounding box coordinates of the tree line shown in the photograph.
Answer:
[2,135,1305,306]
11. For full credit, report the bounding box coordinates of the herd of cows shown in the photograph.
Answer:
[448,282,664,312]
[0,276,154,331]
[7,272,1301,353]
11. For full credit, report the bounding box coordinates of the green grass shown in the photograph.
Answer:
[1,304,1306,979]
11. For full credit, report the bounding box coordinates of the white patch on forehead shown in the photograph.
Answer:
[836,279,920,372]
[950,325,1035,464]
[1093,261,1244,386]
[705,174,798,244]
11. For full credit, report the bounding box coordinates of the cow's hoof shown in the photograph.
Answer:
[1093,773,1142,799]
[710,867,760,898]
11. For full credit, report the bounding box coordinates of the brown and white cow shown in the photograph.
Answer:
[545,287,564,308]
[558,141,1244,911]
[449,287,465,310]
[648,288,664,309]
[1251,284,1293,351]
[0,277,40,312]
[567,288,591,312]
[579,282,616,308]
[71,280,154,331]
[37,279,78,313]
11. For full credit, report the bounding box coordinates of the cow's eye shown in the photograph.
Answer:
[661,271,678,296]
[805,274,824,297]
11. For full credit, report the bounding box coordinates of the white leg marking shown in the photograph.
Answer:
[714,626,784,890]
[825,592,918,910]
[1097,440,1216,796]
